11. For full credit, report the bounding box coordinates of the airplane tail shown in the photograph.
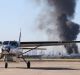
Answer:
[19,29,21,46]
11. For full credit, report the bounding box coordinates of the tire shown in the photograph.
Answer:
[5,62,8,68]
[27,61,30,68]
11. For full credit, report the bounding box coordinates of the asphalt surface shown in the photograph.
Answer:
[0,61,80,75]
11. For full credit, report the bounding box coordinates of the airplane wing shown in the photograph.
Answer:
[20,41,80,47]
[19,41,80,56]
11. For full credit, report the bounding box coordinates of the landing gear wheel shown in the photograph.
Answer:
[5,62,8,68]
[27,61,30,69]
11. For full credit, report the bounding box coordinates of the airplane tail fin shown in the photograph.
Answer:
[19,29,21,46]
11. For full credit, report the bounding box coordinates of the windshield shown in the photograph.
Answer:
[9,41,18,47]
[3,41,9,45]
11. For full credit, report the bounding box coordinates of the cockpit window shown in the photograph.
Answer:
[9,41,18,47]
[3,41,9,45]
[3,41,18,47]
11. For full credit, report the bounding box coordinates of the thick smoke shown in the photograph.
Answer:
[49,0,80,54]
[37,0,80,54]
[47,0,76,17]
[58,14,79,41]
[58,14,79,54]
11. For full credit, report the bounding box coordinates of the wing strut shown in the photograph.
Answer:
[18,45,40,69]
[19,45,40,56]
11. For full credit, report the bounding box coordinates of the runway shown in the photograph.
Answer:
[0,61,80,75]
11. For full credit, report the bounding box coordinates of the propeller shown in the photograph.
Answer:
[2,46,10,52]
[0,53,4,59]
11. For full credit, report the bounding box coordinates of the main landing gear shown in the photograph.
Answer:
[21,56,31,69]
[4,57,31,69]
[27,61,30,68]
[5,62,8,68]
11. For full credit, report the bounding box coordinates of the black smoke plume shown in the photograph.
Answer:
[58,14,79,41]
[49,0,80,54]
[37,0,80,54]
[47,0,76,17]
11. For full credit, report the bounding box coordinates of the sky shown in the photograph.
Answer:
[0,0,80,42]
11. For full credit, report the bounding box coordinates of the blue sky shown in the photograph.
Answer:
[0,0,80,41]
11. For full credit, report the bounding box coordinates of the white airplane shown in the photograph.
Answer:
[0,31,80,69]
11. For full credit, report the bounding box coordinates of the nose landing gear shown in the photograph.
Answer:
[4,54,8,68]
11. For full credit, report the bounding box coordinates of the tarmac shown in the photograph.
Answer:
[0,61,80,75]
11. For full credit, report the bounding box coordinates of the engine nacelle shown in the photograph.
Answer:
[2,46,10,52]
